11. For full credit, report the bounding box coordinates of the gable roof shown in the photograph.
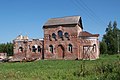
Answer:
[79,31,99,37]
[43,16,83,29]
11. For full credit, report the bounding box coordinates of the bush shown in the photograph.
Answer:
[94,61,120,80]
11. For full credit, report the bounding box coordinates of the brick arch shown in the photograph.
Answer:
[57,26,65,33]
[58,26,64,30]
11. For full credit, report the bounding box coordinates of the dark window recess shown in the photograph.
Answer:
[52,33,56,39]
[32,46,36,52]
[68,44,72,53]
[19,47,23,52]
[49,45,53,53]
[64,32,69,38]
[58,30,63,38]
[38,46,41,52]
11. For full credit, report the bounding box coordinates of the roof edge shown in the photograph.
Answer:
[79,31,99,37]
[43,16,82,28]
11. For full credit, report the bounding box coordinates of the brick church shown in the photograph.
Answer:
[13,16,99,61]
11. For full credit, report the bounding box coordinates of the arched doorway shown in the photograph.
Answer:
[57,45,64,59]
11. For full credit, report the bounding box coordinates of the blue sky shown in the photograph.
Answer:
[0,0,120,43]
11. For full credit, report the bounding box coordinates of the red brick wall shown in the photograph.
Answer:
[13,23,99,60]
[43,24,83,60]
[13,39,43,60]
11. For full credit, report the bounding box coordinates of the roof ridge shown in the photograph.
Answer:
[48,15,81,19]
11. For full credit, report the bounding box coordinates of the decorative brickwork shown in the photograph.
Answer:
[13,35,43,61]
[13,16,99,60]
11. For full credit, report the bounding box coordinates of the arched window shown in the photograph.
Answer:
[68,44,72,53]
[93,44,96,52]
[19,47,23,52]
[52,33,56,39]
[32,46,36,53]
[49,45,53,53]
[38,46,41,53]
[64,32,69,38]
[58,30,63,38]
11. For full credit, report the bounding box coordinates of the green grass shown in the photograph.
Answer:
[0,54,120,80]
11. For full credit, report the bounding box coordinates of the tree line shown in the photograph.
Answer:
[100,21,120,54]
[0,42,13,56]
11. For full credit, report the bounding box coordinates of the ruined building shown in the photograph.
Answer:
[13,16,99,60]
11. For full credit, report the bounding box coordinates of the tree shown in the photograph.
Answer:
[0,42,13,56]
[100,41,107,54]
[102,21,120,54]
[6,42,13,56]
[0,43,6,53]
[105,21,112,32]
[113,21,117,28]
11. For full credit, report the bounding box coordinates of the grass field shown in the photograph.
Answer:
[0,54,120,80]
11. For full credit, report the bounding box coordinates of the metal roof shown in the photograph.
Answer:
[79,31,99,37]
[43,16,83,28]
